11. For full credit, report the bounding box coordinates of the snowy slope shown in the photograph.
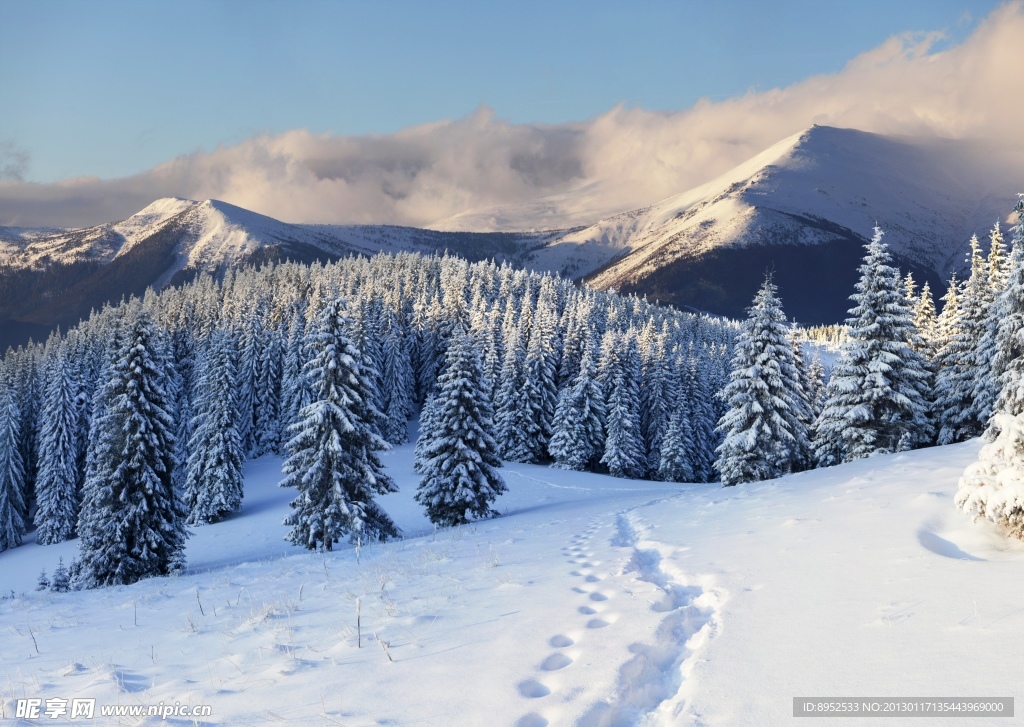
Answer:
[1,433,1021,726]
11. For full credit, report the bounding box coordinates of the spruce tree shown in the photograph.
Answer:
[813,228,934,463]
[548,345,606,471]
[715,277,811,486]
[519,286,560,462]
[493,317,532,462]
[975,214,1018,430]
[415,329,506,526]
[252,327,283,457]
[281,302,312,441]
[0,382,26,551]
[936,236,990,443]
[658,401,695,483]
[76,312,188,587]
[956,410,1024,541]
[34,351,80,544]
[991,197,1024,420]
[279,298,399,550]
[600,333,646,479]
[184,329,245,525]
[50,557,71,592]
[380,312,414,445]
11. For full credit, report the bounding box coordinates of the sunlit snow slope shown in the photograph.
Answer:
[1,433,1021,726]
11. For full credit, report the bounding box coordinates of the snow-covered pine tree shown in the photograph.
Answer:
[641,326,677,478]
[548,344,606,471]
[518,284,560,462]
[50,557,70,592]
[973,218,1014,429]
[955,410,1024,541]
[280,302,312,443]
[806,352,827,424]
[493,309,532,462]
[184,329,245,525]
[251,325,283,457]
[715,277,811,486]
[413,392,440,475]
[76,311,188,587]
[813,228,933,463]
[990,196,1024,420]
[683,345,719,482]
[380,310,414,445]
[279,297,399,549]
[415,329,506,526]
[935,236,990,443]
[600,332,646,479]
[34,350,80,544]
[236,312,262,456]
[658,400,695,483]
[36,568,48,591]
[912,281,939,359]
[0,381,26,551]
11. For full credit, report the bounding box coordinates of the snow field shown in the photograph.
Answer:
[1,436,1022,726]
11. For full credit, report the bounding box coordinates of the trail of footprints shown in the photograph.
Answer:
[514,522,619,727]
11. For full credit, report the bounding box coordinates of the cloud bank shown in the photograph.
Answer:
[1,2,1022,230]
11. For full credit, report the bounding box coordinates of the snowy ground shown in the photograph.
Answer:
[1,436,1022,726]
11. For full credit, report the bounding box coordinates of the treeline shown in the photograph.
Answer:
[0,252,737,585]
[716,196,1024,531]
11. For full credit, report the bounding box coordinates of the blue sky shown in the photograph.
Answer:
[0,0,1005,183]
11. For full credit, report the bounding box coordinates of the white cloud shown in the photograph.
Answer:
[1,2,1022,229]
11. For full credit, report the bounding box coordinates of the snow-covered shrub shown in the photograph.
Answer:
[955,412,1024,540]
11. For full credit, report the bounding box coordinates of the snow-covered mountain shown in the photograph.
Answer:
[2,125,1020,345]
[520,125,1023,321]
[0,199,558,347]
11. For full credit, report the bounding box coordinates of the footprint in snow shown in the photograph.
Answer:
[539,653,573,671]
[518,679,551,698]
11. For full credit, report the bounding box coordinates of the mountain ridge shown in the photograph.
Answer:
[2,125,1020,347]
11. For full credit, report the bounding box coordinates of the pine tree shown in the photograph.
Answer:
[279,298,399,550]
[912,281,939,359]
[50,557,70,592]
[991,197,1024,420]
[641,328,677,478]
[184,330,245,525]
[658,401,695,483]
[415,330,506,526]
[34,350,80,544]
[715,277,811,486]
[600,333,646,479]
[956,410,1024,541]
[519,286,560,462]
[813,228,934,463]
[281,303,313,441]
[36,568,48,591]
[76,311,188,587]
[414,392,440,475]
[548,345,606,471]
[252,327,283,457]
[380,312,414,445]
[493,316,532,462]
[236,314,262,456]
[806,353,827,423]
[974,218,1015,429]
[936,236,990,443]
[0,382,26,551]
